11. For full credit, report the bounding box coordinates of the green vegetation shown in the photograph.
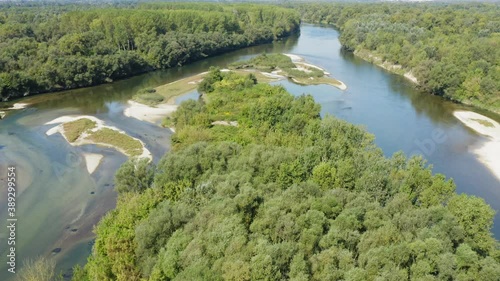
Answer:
[231,54,342,88]
[472,119,495,128]
[87,128,143,157]
[293,76,343,88]
[62,118,96,143]
[132,88,164,106]
[298,3,500,112]
[146,70,277,107]
[16,257,59,281]
[0,3,300,101]
[230,53,296,72]
[115,158,156,194]
[76,69,500,281]
[59,118,144,157]
[154,73,205,104]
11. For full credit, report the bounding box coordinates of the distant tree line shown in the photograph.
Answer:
[0,3,300,101]
[71,69,500,281]
[297,3,500,113]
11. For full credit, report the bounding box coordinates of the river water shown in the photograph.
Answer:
[0,24,498,279]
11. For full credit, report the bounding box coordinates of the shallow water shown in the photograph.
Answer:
[0,24,499,279]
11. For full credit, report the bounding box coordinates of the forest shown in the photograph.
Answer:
[69,69,500,281]
[0,3,300,101]
[297,3,500,113]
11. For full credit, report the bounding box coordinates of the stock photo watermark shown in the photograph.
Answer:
[6,166,17,274]
[410,128,448,157]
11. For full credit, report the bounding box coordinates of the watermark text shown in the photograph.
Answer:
[6,166,16,274]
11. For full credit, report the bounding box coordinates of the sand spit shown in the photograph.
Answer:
[336,81,348,91]
[82,153,104,174]
[283,53,304,62]
[453,111,500,181]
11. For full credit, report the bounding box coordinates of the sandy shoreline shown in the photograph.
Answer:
[46,115,152,162]
[453,111,500,181]
[334,80,347,90]
[10,103,29,110]
[0,103,29,118]
[124,100,178,124]
[353,49,419,85]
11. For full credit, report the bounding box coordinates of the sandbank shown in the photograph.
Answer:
[453,110,500,181]
[82,153,103,174]
[124,101,178,124]
[10,103,29,110]
[45,115,152,160]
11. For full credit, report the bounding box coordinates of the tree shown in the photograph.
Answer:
[114,157,155,193]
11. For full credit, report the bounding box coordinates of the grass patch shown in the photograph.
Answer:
[472,118,495,128]
[88,128,143,156]
[229,53,348,89]
[154,73,206,104]
[292,76,342,87]
[62,118,96,142]
[132,88,165,106]
[288,63,325,78]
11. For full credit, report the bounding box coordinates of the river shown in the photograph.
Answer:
[0,24,498,279]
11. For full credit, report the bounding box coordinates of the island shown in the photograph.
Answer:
[46,116,152,174]
[123,53,347,126]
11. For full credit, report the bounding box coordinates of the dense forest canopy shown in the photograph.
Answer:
[297,3,500,113]
[0,3,300,101]
[72,69,500,281]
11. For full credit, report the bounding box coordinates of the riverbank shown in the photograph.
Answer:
[353,49,419,85]
[352,48,500,115]
[0,103,30,119]
[453,111,500,181]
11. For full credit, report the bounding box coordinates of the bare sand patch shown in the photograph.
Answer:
[283,53,304,62]
[453,111,500,181]
[10,103,29,110]
[82,153,103,174]
[124,101,178,124]
[212,121,238,127]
